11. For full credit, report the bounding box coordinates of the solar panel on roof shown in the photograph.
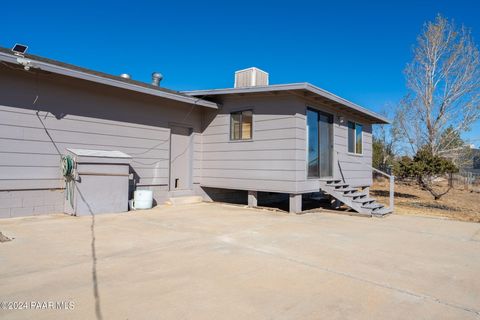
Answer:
[12,43,28,55]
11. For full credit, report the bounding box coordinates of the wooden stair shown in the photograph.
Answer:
[319,178,393,217]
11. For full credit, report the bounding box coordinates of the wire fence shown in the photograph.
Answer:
[373,170,480,194]
[451,171,480,191]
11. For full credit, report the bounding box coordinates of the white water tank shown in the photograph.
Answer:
[131,190,153,210]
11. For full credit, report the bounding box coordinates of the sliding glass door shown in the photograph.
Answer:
[307,109,333,178]
[307,110,320,177]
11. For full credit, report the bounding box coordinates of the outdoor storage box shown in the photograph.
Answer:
[64,148,132,216]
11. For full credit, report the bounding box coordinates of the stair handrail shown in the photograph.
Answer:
[371,166,395,212]
[335,150,394,212]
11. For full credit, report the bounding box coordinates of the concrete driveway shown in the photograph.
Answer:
[1,203,479,319]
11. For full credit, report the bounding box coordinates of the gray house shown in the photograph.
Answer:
[0,48,391,218]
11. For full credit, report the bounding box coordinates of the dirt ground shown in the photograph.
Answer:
[371,179,480,222]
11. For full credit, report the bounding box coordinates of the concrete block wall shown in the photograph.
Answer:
[0,189,64,218]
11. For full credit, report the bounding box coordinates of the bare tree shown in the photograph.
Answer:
[395,15,480,156]
[373,108,399,171]
[393,15,480,200]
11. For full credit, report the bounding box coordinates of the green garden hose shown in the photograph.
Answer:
[61,155,74,177]
[61,155,75,209]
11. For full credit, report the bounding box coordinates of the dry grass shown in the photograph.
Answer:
[371,179,480,223]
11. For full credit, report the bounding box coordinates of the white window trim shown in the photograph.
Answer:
[347,121,363,155]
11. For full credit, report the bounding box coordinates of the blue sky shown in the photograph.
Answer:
[2,0,479,144]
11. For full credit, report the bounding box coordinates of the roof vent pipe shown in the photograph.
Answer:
[151,72,163,86]
[120,73,131,79]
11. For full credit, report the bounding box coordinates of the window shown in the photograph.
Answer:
[348,121,363,154]
[230,110,252,140]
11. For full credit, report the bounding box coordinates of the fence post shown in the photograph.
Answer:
[390,175,394,212]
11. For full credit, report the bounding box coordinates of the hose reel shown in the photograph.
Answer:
[61,155,75,208]
[61,155,74,177]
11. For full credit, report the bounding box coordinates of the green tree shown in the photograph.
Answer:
[438,126,464,152]
[437,126,474,169]
[394,148,458,200]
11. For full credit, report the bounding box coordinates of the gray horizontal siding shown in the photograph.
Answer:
[295,100,375,192]
[202,128,304,142]
[0,153,60,166]
[201,139,301,152]
[199,94,375,193]
[0,107,170,136]
[0,67,203,193]
[202,160,304,171]
[335,121,373,187]
[202,149,305,161]
[202,169,301,181]
[200,95,304,193]
[201,177,297,194]
[0,106,172,189]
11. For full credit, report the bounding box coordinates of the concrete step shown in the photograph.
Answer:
[165,196,203,206]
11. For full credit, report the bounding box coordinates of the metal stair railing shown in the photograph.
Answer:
[371,167,394,212]
[335,150,394,213]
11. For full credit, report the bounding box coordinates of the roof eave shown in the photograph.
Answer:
[0,51,218,109]
[183,83,390,124]
[303,83,391,124]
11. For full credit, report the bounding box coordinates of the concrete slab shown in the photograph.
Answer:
[0,203,479,319]
[165,196,203,206]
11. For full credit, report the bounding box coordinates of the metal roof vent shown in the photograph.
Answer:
[234,67,269,88]
[151,72,163,86]
[120,73,131,79]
